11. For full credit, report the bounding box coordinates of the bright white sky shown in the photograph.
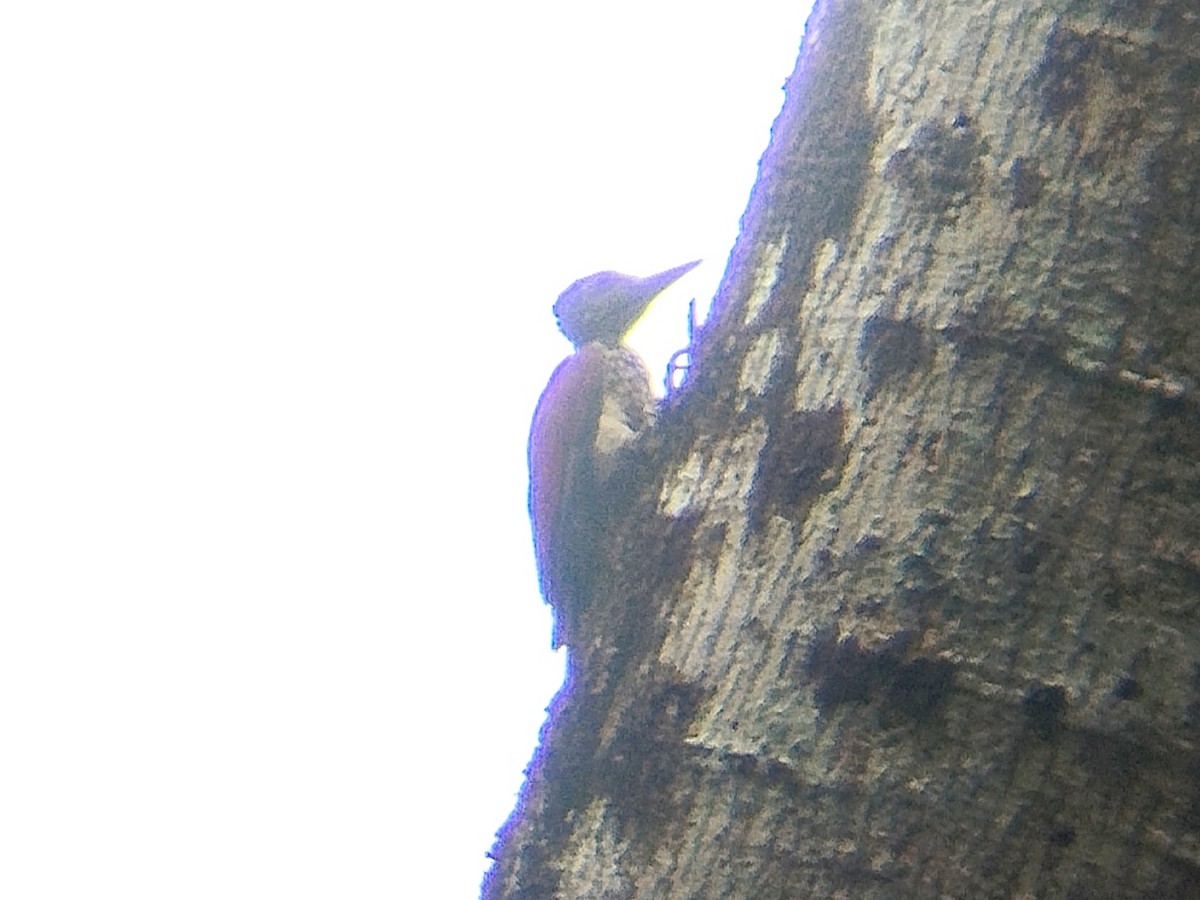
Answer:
[2,3,812,897]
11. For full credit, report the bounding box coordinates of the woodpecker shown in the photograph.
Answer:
[529,260,700,649]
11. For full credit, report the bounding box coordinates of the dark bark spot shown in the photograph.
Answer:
[1007,156,1045,210]
[1048,826,1076,847]
[940,306,1064,367]
[854,533,885,554]
[601,674,709,841]
[699,521,728,556]
[1076,731,1142,783]
[859,316,933,401]
[1014,534,1050,575]
[1036,25,1093,120]
[714,750,808,803]
[749,404,847,529]
[806,633,879,709]
[1106,0,1189,31]
[805,632,952,723]
[652,508,703,600]
[898,568,957,619]
[1022,682,1067,741]
[884,657,957,723]
[1182,790,1200,832]
[1032,23,1163,173]
[899,552,938,582]
[1112,676,1142,700]
[882,118,983,210]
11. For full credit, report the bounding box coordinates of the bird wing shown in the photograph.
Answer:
[528,344,607,646]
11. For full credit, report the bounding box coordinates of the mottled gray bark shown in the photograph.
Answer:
[487,0,1200,896]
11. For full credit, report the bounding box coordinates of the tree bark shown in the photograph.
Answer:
[487,0,1200,896]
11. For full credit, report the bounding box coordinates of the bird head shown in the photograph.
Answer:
[553,260,701,348]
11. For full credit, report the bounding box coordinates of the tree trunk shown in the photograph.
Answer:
[486,0,1200,896]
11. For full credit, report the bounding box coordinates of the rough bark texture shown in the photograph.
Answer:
[487,0,1200,896]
